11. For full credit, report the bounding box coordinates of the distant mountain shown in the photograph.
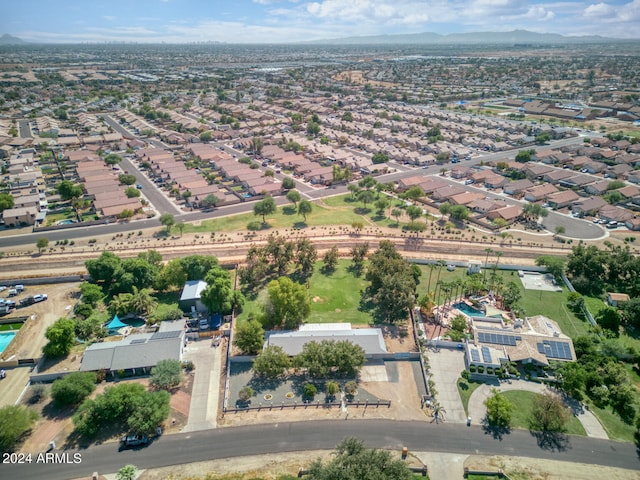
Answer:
[305,29,625,45]
[0,34,27,45]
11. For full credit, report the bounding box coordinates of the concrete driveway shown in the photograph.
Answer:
[425,348,467,424]
[182,337,222,432]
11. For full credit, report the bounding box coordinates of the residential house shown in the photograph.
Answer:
[598,204,634,223]
[503,179,534,196]
[486,204,523,224]
[584,180,611,196]
[1,206,37,227]
[524,184,558,202]
[572,197,608,216]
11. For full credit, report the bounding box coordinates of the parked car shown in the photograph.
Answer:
[33,294,48,302]
[0,286,6,292]
[7,289,17,297]
[120,434,149,448]
[136,184,143,189]
[15,285,24,292]
[199,318,209,330]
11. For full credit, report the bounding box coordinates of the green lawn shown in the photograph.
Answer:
[152,291,180,320]
[457,377,483,416]
[0,322,24,331]
[590,405,636,442]
[236,260,372,326]
[501,391,586,436]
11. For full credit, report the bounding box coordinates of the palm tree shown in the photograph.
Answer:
[129,286,157,316]
[483,248,493,284]
[426,263,436,293]
[431,402,446,423]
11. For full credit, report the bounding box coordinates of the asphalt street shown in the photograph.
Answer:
[2,420,638,479]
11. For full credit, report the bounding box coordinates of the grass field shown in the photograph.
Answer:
[235,260,372,326]
[590,404,636,442]
[500,391,586,436]
[457,377,483,416]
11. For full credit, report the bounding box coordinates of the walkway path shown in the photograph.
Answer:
[468,380,608,439]
[182,337,222,432]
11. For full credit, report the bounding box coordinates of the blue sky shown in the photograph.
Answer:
[3,0,640,43]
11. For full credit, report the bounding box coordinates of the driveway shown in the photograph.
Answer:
[425,348,467,423]
[468,380,608,439]
[182,337,222,431]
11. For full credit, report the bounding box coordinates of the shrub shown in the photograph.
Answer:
[303,383,317,398]
[486,367,494,375]
[150,359,183,391]
[238,386,254,403]
[325,381,340,399]
[469,365,477,373]
[477,366,485,373]
[247,221,262,231]
[461,370,470,380]
[29,385,47,404]
[344,380,358,397]
[51,372,97,406]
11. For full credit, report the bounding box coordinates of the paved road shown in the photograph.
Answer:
[18,119,32,138]
[2,420,638,480]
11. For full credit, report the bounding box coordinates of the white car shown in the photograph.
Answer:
[33,294,48,302]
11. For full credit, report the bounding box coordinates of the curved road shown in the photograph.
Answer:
[2,420,638,479]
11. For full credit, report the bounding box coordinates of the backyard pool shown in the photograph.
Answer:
[123,317,145,328]
[0,331,17,355]
[57,219,76,225]
[453,302,485,317]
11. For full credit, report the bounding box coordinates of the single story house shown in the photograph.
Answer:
[265,323,387,357]
[79,321,186,375]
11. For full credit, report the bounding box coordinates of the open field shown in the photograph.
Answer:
[236,260,372,325]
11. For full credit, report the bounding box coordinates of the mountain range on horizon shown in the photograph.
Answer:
[1,30,639,46]
[303,29,636,45]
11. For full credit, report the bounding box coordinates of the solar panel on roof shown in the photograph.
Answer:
[481,346,492,363]
[537,343,545,354]
[151,330,181,340]
[470,350,480,362]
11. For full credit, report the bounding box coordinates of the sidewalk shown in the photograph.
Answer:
[182,337,222,432]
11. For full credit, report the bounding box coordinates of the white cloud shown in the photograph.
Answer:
[584,2,616,18]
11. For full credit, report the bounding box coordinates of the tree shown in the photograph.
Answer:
[159,213,175,234]
[126,390,170,435]
[286,189,301,207]
[201,265,244,315]
[51,372,96,406]
[357,189,375,208]
[79,283,101,307]
[484,388,513,429]
[307,438,413,480]
[595,307,621,333]
[307,121,321,136]
[149,359,183,391]
[104,153,122,165]
[374,197,389,216]
[515,149,534,163]
[250,136,264,155]
[262,277,310,329]
[199,131,212,142]
[450,205,470,222]
[282,177,295,190]
[234,318,265,354]
[522,203,548,223]
[43,318,76,358]
[406,205,422,223]
[391,208,402,224]
[622,297,640,329]
[372,151,389,164]
[303,383,317,398]
[358,175,377,190]
[529,392,569,433]
[322,246,339,273]
[0,405,39,453]
[119,174,136,185]
[296,237,317,275]
[0,193,15,212]
[125,186,141,198]
[252,345,291,378]
[36,237,49,253]
[127,286,157,315]
[116,465,138,480]
[201,194,220,209]
[253,195,276,224]
[56,180,83,200]
[298,199,313,221]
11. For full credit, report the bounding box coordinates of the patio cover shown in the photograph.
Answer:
[106,314,127,330]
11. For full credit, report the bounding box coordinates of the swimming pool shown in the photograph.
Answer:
[453,302,485,317]
[58,219,76,225]
[0,331,17,354]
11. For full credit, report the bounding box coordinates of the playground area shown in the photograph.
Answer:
[518,271,562,292]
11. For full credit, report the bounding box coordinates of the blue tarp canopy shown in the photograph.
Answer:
[106,314,127,330]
